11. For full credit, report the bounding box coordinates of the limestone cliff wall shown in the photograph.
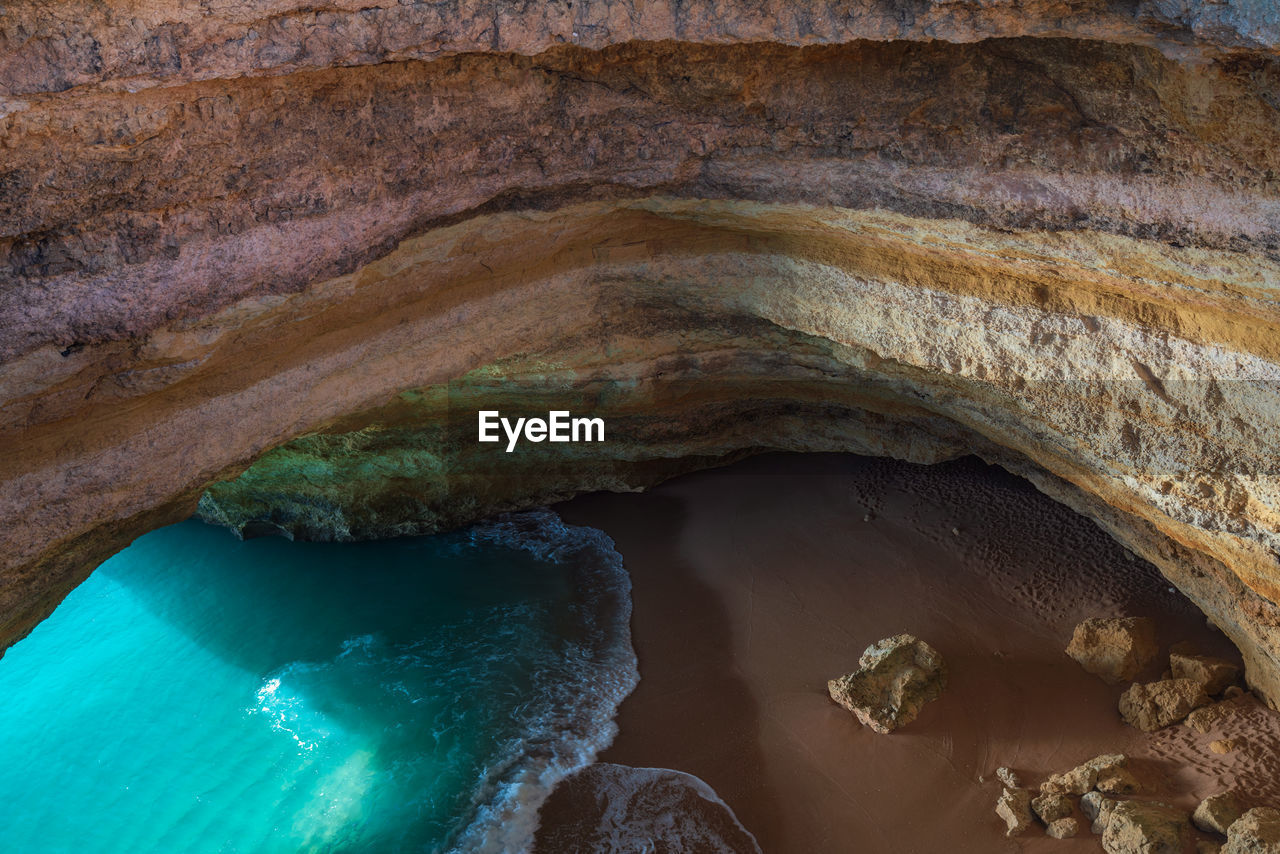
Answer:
[2,3,1280,701]
[3,0,1279,97]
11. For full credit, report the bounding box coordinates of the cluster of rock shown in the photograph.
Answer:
[995,754,1136,841]
[989,615,1280,850]
[1065,617,1243,732]
[994,756,1280,852]
[826,635,947,734]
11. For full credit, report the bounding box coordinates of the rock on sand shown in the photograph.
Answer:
[1066,617,1158,684]
[827,634,947,734]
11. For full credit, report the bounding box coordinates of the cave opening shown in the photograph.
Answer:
[5,2,1280,848]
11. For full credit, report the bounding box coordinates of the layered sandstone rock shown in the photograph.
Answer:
[3,0,1279,99]
[2,3,1280,708]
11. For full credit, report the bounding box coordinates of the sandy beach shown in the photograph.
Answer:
[535,453,1280,853]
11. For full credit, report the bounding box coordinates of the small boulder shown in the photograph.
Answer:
[1102,801,1190,854]
[827,635,947,733]
[1033,792,1074,823]
[1211,739,1241,754]
[1048,817,1081,839]
[1224,807,1280,853]
[1120,679,1212,731]
[996,766,1021,789]
[1067,617,1159,684]
[1042,754,1129,796]
[1195,792,1245,836]
[1083,792,1118,834]
[1171,652,1241,696]
[997,788,1034,837]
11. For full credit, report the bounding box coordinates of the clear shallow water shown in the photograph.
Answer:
[0,510,637,854]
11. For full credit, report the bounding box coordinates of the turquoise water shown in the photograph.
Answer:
[0,510,636,854]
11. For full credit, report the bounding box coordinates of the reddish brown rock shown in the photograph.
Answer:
[4,0,1279,99]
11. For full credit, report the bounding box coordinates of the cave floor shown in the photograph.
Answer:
[544,453,1280,853]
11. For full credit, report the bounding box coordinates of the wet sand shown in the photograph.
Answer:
[537,453,1280,853]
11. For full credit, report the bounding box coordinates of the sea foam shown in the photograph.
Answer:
[0,509,637,854]
[446,509,640,854]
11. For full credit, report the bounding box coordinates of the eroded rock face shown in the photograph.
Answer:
[1224,808,1280,853]
[827,635,948,733]
[1196,792,1246,836]
[2,2,1280,708]
[3,0,1278,99]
